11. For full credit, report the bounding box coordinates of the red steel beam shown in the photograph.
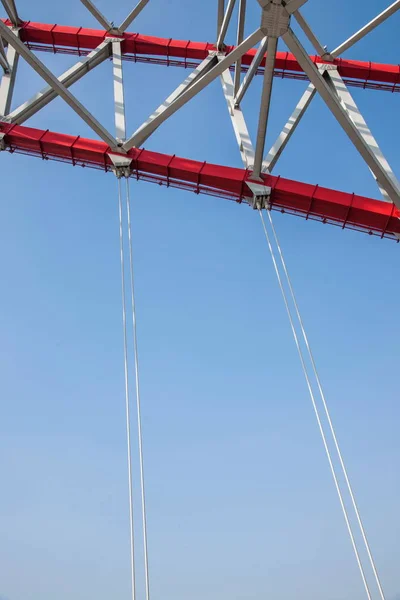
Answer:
[2,19,400,90]
[1,121,399,240]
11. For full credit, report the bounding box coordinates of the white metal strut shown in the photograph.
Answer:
[7,41,111,124]
[0,33,18,116]
[0,19,120,149]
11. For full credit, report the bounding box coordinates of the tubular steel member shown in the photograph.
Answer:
[1,0,19,25]
[6,40,112,124]
[234,36,268,106]
[251,0,294,178]
[0,36,9,73]
[122,30,264,151]
[282,27,400,209]
[0,19,120,150]
[217,0,237,49]
[233,0,247,94]
[0,29,18,116]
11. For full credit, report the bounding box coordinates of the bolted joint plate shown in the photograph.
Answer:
[108,153,132,178]
[246,180,272,209]
[257,0,291,37]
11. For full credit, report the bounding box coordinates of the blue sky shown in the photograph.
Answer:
[0,1,399,600]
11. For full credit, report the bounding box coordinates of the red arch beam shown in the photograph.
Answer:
[3,19,400,91]
[1,121,399,240]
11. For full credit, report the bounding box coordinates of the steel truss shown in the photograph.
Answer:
[0,0,400,239]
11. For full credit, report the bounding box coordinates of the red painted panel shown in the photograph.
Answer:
[4,19,399,87]
[1,121,399,239]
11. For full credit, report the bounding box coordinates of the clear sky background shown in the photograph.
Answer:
[0,1,399,600]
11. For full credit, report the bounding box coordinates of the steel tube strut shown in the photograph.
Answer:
[219,61,254,169]
[80,0,113,31]
[263,82,316,173]
[235,36,268,105]
[112,41,126,141]
[325,67,400,200]
[332,0,400,58]
[252,36,278,178]
[8,41,111,124]
[261,2,400,173]
[233,0,247,95]
[119,0,150,33]
[123,29,264,150]
[1,121,399,240]
[217,0,237,49]
[282,27,400,209]
[124,54,218,150]
[7,20,400,90]
[217,0,225,41]
[1,0,19,25]
[0,36,8,73]
[0,20,119,149]
[294,10,327,57]
[0,36,18,115]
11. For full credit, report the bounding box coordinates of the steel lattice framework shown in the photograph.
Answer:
[0,0,400,238]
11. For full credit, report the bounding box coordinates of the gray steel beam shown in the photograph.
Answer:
[252,35,278,178]
[234,36,268,106]
[8,41,111,124]
[263,0,400,170]
[217,0,237,49]
[219,59,254,169]
[217,0,225,40]
[263,81,316,173]
[112,41,126,141]
[332,0,400,57]
[80,0,113,31]
[123,28,264,151]
[1,0,19,25]
[325,67,400,201]
[0,21,120,150]
[119,0,150,32]
[294,10,328,57]
[0,36,9,73]
[123,54,217,150]
[233,0,247,95]
[282,27,400,208]
[0,40,18,116]
[263,0,400,176]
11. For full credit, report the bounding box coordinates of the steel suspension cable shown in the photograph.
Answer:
[117,176,137,600]
[125,178,151,600]
[257,208,372,600]
[265,210,386,600]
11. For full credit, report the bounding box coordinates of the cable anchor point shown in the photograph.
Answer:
[246,180,272,210]
[108,152,133,179]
